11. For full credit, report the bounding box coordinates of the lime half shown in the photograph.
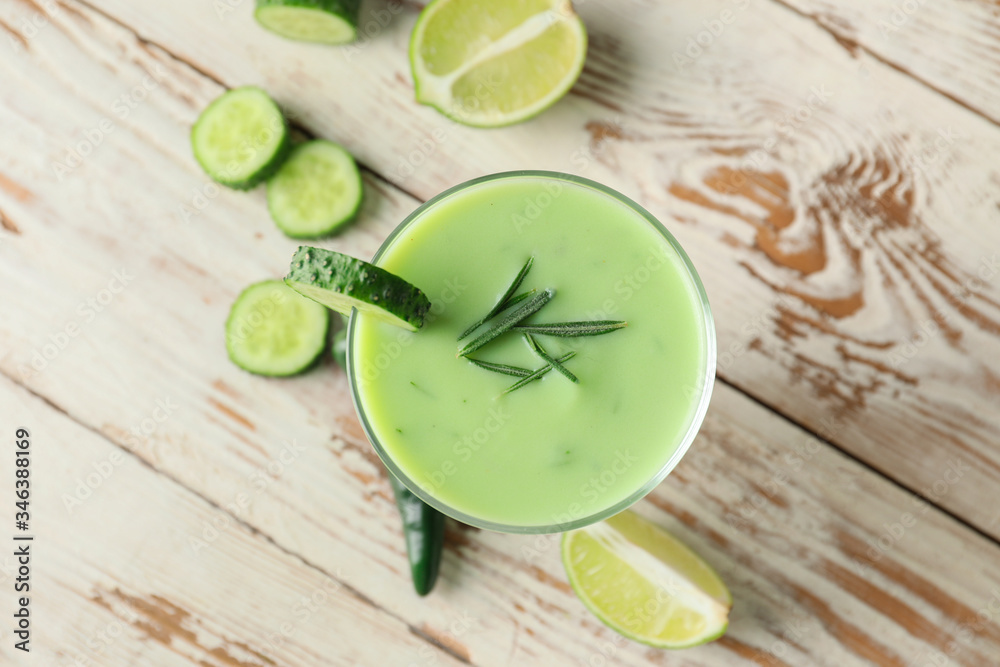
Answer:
[562,510,732,649]
[409,0,588,127]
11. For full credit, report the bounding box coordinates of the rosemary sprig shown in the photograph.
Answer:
[466,358,533,378]
[524,333,578,384]
[498,290,535,310]
[458,288,554,357]
[513,320,628,337]
[501,352,577,395]
[457,257,535,341]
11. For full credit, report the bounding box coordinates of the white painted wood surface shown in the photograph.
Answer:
[59,0,1000,538]
[1,0,999,664]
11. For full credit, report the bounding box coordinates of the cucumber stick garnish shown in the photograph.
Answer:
[284,246,431,331]
[226,280,329,376]
[255,0,361,45]
[191,87,290,190]
[267,140,363,239]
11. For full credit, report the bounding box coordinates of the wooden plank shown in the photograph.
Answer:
[60,0,1000,537]
[775,0,1000,124]
[0,376,467,666]
[2,2,1000,664]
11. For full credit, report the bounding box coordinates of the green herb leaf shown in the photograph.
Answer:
[501,351,576,395]
[524,333,578,383]
[458,288,554,357]
[466,357,533,378]
[499,289,535,310]
[458,257,534,340]
[513,320,627,337]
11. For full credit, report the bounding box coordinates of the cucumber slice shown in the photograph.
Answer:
[255,0,361,45]
[226,279,329,376]
[267,140,363,239]
[284,246,431,331]
[191,87,290,190]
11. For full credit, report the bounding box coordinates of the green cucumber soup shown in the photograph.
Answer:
[350,172,715,532]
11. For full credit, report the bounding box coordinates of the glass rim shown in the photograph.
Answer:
[348,170,717,534]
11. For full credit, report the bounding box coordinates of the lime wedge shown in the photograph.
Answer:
[409,0,587,127]
[562,510,732,649]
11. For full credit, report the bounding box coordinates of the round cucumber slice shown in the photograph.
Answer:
[267,140,363,239]
[284,246,431,331]
[191,87,290,190]
[226,280,329,376]
[255,0,361,45]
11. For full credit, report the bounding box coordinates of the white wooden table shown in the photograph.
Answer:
[2,0,1000,664]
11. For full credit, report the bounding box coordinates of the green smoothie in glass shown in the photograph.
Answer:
[349,171,715,533]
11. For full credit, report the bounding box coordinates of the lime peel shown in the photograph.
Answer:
[562,510,732,649]
[410,0,588,127]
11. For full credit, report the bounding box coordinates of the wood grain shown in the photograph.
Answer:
[776,0,1000,124]
[1,1,1000,664]
[60,0,1000,539]
[0,375,467,667]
